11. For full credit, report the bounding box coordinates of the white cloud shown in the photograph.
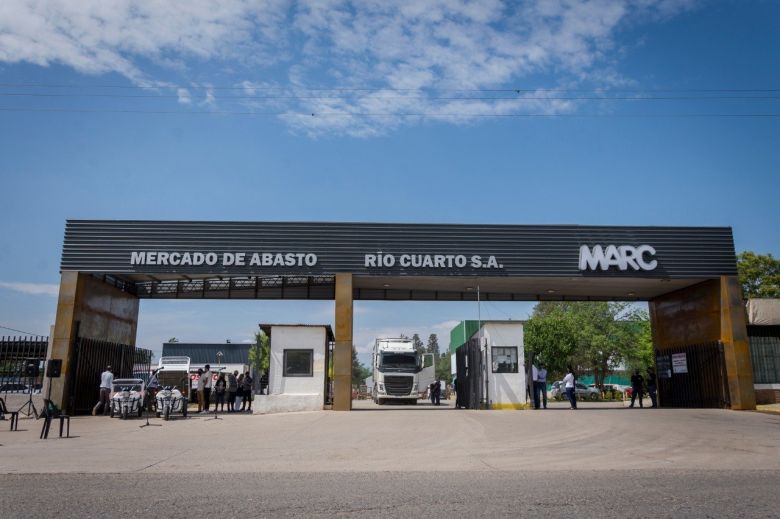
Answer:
[0,281,59,296]
[0,0,697,135]
[176,88,192,104]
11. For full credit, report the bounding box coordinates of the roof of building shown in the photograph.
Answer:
[259,324,334,341]
[161,342,250,364]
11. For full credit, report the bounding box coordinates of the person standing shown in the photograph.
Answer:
[196,368,205,413]
[92,365,113,416]
[563,366,577,410]
[429,382,436,405]
[453,376,462,409]
[537,363,548,409]
[646,367,657,408]
[241,371,253,412]
[531,363,540,409]
[236,373,244,411]
[214,373,227,412]
[433,380,441,406]
[201,364,212,413]
[227,370,238,412]
[630,369,645,408]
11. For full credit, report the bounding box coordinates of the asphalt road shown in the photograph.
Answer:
[2,470,779,518]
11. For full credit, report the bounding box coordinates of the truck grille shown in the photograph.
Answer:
[384,376,413,396]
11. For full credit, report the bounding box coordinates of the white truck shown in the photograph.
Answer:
[372,338,435,405]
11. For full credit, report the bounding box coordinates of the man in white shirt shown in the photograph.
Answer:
[563,366,577,409]
[201,364,212,413]
[92,365,113,416]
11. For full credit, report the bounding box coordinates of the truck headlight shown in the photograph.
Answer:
[378,383,385,394]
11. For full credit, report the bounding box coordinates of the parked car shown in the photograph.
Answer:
[551,381,600,401]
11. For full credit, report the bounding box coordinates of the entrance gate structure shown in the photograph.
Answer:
[49,221,755,411]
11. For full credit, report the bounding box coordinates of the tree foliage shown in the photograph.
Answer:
[250,330,270,374]
[524,301,652,387]
[412,333,424,353]
[426,333,440,356]
[737,251,780,299]
[352,345,371,385]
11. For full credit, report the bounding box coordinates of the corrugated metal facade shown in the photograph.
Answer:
[61,220,737,278]
[161,343,250,365]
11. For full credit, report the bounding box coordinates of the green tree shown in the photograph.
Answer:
[412,333,424,353]
[250,330,270,374]
[426,333,440,356]
[435,350,451,382]
[525,301,652,388]
[737,251,780,298]
[352,345,370,385]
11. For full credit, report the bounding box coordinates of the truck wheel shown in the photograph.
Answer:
[590,393,598,401]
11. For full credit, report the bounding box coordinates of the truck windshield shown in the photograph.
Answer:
[380,352,418,371]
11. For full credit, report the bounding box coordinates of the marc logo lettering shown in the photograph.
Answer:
[578,245,657,271]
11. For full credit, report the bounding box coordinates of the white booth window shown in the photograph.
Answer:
[283,349,314,377]
[492,347,518,373]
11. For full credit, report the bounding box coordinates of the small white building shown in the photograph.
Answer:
[455,320,526,410]
[254,324,333,414]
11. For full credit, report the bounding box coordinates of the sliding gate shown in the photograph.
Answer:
[655,342,730,408]
[455,338,484,409]
[68,336,152,414]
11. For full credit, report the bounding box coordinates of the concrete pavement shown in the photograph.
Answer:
[1,399,779,473]
[2,399,779,517]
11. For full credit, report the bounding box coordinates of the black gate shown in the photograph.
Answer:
[655,342,730,408]
[455,338,484,409]
[0,336,48,395]
[68,336,153,415]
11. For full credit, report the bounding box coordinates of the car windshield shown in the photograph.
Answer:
[380,352,418,371]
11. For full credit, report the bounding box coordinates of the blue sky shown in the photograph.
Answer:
[0,1,778,365]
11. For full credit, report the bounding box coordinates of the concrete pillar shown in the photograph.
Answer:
[333,273,353,411]
[47,272,140,411]
[720,275,756,410]
[650,277,755,410]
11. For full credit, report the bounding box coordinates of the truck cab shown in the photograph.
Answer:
[372,338,435,405]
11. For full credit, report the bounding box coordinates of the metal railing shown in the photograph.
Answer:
[655,342,730,408]
[0,336,48,396]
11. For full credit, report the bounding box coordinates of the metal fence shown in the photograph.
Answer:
[455,337,484,409]
[0,336,48,396]
[655,342,730,408]
[67,336,153,414]
[748,325,780,384]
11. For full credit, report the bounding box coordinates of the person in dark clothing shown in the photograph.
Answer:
[646,367,658,408]
[227,370,238,412]
[214,373,227,412]
[432,380,441,406]
[453,377,462,409]
[630,369,645,408]
[429,382,436,405]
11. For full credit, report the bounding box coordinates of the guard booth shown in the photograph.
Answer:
[254,324,333,414]
[47,220,756,412]
[455,321,526,409]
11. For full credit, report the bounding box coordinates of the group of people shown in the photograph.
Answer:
[196,365,254,413]
[629,367,658,408]
[532,363,659,410]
